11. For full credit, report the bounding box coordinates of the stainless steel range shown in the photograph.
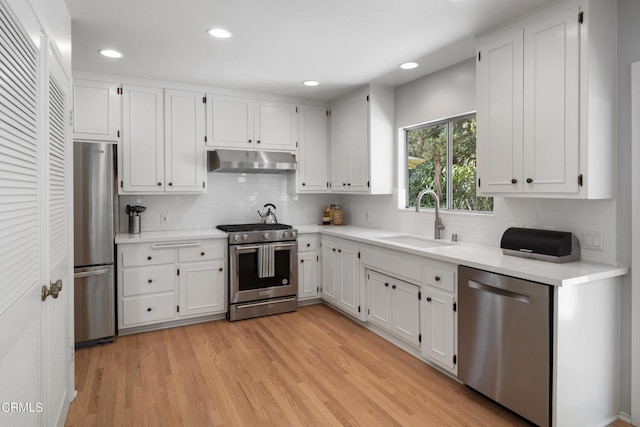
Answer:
[217,223,298,321]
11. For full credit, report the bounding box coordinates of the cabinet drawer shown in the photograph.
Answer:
[298,235,318,252]
[122,265,176,297]
[179,243,224,262]
[122,249,175,267]
[423,265,455,292]
[122,293,175,326]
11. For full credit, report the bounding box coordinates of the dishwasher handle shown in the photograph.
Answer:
[467,279,531,304]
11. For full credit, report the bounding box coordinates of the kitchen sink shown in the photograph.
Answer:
[378,235,453,248]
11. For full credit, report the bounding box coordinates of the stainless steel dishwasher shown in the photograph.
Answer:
[458,265,553,427]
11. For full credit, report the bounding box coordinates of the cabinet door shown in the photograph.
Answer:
[330,101,349,192]
[298,251,318,300]
[255,100,298,150]
[121,85,164,193]
[523,6,580,194]
[205,94,254,149]
[345,94,369,192]
[392,280,421,347]
[476,30,524,194]
[321,240,337,303]
[179,260,226,317]
[367,271,392,331]
[338,242,360,316]
[164,89,206,193]
[421,286,456,372]
[298,105,328,192]
[73,80,121,142]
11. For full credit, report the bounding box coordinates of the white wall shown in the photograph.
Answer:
[616,0,640,416]
[119,172,332,233]
[338,58,618,264]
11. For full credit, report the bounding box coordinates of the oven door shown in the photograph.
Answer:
[230,241,298,304]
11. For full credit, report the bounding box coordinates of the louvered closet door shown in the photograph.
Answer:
[0,1,44,425]
[44,48,71,426]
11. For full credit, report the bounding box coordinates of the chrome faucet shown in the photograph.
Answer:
[415,189,445,239]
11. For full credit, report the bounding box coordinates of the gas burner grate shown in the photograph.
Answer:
[216,223,292,233]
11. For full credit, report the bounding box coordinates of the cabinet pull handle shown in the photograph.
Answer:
[526,178,533,184]
[257,140,261,144]
[148,279,153,284]
[147,256,152,261]
[347,183,351,186]
[219,267,223,271]
[201,251,205,256]
[511,178,517,184]
[333,248,336,252]
[168,182,173,187]
[302,182,306,186]
[157,182,162,186]
[306,243,311,247]
[342,183,346,186]
[338,249,342,253]
[385,282,389,287]
[248,139,252,143]
[435,276,441,282]
[301,259,304,263]
[392,284,396,289]
[427,297,432,302]
[147,307,152,312]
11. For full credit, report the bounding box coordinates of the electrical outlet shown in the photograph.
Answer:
[582,231,603,250]
[161,212,169,225]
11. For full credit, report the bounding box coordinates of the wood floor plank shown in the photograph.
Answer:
[67,304,624,426]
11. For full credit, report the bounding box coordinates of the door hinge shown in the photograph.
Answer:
[69,110,73,127]
[478,51,481,62]
[326,110,330,116]
[117,87,123,95]
[358,305,361,313]
[202,96,206,104]
[453,354,457,365]
[418,291,421,300]
[296,106,298,113]
[204,135,208,143]
[203,181,206,188]
[367,181,370,188]
[316,255,319,262]
[453,302,457,312]
[177,305,180,313]
[478,177,481,187]
[296,141,298,148]
[120,180,123,188]
[177,268,180,276]
[366,95,369,102]
[367,308,370,315]
[367,273,370,280]
[579,11,584,24]
[578,174,583,187]
[419,334,422,343]
[117,130,120,138]
[358,252,361,259]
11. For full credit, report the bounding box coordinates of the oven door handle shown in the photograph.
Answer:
[271,242,296,250]
[233,242,296,253]
[234,245,261,253]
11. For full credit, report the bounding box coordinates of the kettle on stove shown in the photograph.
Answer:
[257,203,278,224]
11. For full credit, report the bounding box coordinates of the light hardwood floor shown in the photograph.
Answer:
[65,304,628,427]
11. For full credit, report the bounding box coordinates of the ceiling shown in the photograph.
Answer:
[65,0,553,101]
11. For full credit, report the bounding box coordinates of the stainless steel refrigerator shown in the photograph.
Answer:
[73,142,116,347]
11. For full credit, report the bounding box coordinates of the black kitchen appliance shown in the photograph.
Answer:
[217,223,298,321]
[500,227,580,263]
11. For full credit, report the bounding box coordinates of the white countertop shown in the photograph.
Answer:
[115,228,227,244]
[296,224,628,287]
[116,224,628,287]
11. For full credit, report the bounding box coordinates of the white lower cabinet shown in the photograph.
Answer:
[367,270,421,347]
[321,237,362,318]
[421,286,456,372]
[298,234,320,301]
[117,238,226,333]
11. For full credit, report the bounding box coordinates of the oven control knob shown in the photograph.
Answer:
[233,234,240,241]
[242,234,248,240]
[263,232,269,239]
[283,231,289,238]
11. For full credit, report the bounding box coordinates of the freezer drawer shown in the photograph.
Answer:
[74,265,115,345]
[458,266,552,427]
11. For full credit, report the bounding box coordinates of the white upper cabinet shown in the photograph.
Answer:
[329,85,394,194]
[73,79,121,142]
[120,86,206,194]
[297,104,329,192]
[205,94,298,151]
[164,89,206,192]
[476,0,616,199]
[205,94,254,149]
[121,84,165,193]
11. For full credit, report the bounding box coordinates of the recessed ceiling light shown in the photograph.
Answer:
[400,62,419,70]
[207,28,233,38]
[98,49,123,59]
[302,80,319,87]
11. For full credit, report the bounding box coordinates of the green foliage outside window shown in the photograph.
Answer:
[407,115,493,212]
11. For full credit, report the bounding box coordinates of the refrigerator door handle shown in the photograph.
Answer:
[74,268,111,278]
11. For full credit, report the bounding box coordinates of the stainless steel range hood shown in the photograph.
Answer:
[208,149,297,173]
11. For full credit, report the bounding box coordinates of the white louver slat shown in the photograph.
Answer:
[0,1,39,317]
[48,75,66,267]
